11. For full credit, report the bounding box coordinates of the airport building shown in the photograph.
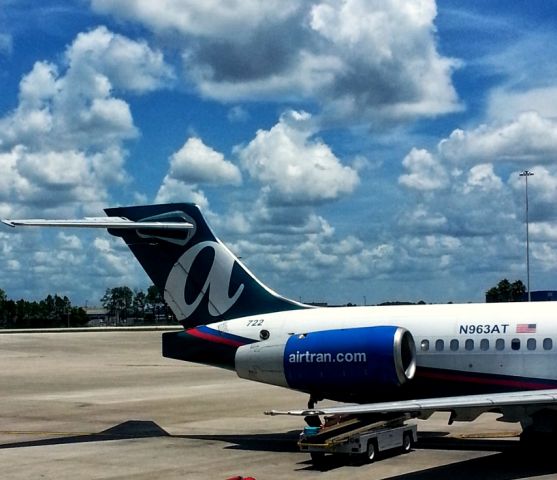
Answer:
[521,290,557,302]
[84,307,109,326]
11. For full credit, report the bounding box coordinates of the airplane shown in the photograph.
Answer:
[3,202,557,447]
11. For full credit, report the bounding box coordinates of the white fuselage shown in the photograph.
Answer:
[214,302,557,383]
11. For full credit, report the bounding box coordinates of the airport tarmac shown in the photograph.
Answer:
[1,330,556,479]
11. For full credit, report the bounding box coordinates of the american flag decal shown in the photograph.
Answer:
[516,323,536,333]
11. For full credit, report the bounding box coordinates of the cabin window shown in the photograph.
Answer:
[511,338,521,351]
[450,339,459,351]
[435,339,444,351]
[495,338,505,351]
[480,339,489,351]
[421,339,430,351]
[543,338,553,350]
[527,338,536,351]
[465,339,474,351]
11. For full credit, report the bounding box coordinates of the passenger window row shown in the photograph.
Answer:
[421,337,553,352]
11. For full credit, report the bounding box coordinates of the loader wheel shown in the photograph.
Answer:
[402,432,413,453]
[366,440,377,463]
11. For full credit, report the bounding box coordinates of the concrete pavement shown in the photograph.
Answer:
[1,331,554,479]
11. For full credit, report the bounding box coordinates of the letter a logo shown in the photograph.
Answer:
[164,241,244,320]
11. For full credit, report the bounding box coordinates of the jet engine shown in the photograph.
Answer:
[235,326,416,397]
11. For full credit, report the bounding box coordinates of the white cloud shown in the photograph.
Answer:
[91,0,300,40]
[200,109,364,294]
[341,243,397,280]
[0,226,148,304]
[532,243,557,272]
[530,223,557,242]
[65,26,174,94]
[90,147,127,184]
[0,146,107,216]
[396,106,557,298]
[16,150,90,188]
[398,112,557,236]
[487,86,557,122]
[1,27,174,155]
[1,62,59,149]
[147,112,361,303]
[310,0,460,121]
[58,232,83,251]
[92,0,460,124]
[0,27,175,217]
[155,177,209,210]
[93,237,130,276]
[463,164,503,194]
[186,50,343,103]
[18,61,59,109]
[330,236,364,256]
[399,148,449,191]
[154,136,242,210]
[508,165,557,222]
[439,112,557,165]
[237,110,359,205]
[0,26,177,304]
[400,169,514,237]
[398,205,448,232]
[169,137,241,185]
[229,222,339,285]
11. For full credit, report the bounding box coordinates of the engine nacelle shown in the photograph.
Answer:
[235,326,416,395]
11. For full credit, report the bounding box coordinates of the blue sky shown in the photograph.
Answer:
[1,0,557,306]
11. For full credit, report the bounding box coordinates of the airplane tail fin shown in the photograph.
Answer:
[105,203,308,327]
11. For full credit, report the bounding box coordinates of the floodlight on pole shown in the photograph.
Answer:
[519,170,534,302]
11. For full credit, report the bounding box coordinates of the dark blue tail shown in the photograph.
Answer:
[105,203,307,327]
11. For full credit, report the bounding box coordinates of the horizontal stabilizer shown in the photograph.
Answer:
[1,217,193,230]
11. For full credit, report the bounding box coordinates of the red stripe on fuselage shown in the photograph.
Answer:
[418,368,554,390]
[187,327,245,348]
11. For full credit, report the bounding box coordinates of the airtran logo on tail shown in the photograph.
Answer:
[164,241,244,319]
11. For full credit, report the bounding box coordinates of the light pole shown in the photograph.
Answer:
[519,170,534,302]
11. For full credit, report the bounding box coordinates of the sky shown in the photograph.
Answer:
[1,0,557,307]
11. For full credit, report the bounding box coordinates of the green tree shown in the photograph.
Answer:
[144,285,176,324]
[146,285,163,305]
[510,280,527,301]
[133,290,146,318]
[42,295,56,323]
[0,289,6,328]
[69,306,88,327]
[3,299,16,328]
[15,299,28,328]
[145,285,162,324]
[486,279,526,303]
[101,286,134,323]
